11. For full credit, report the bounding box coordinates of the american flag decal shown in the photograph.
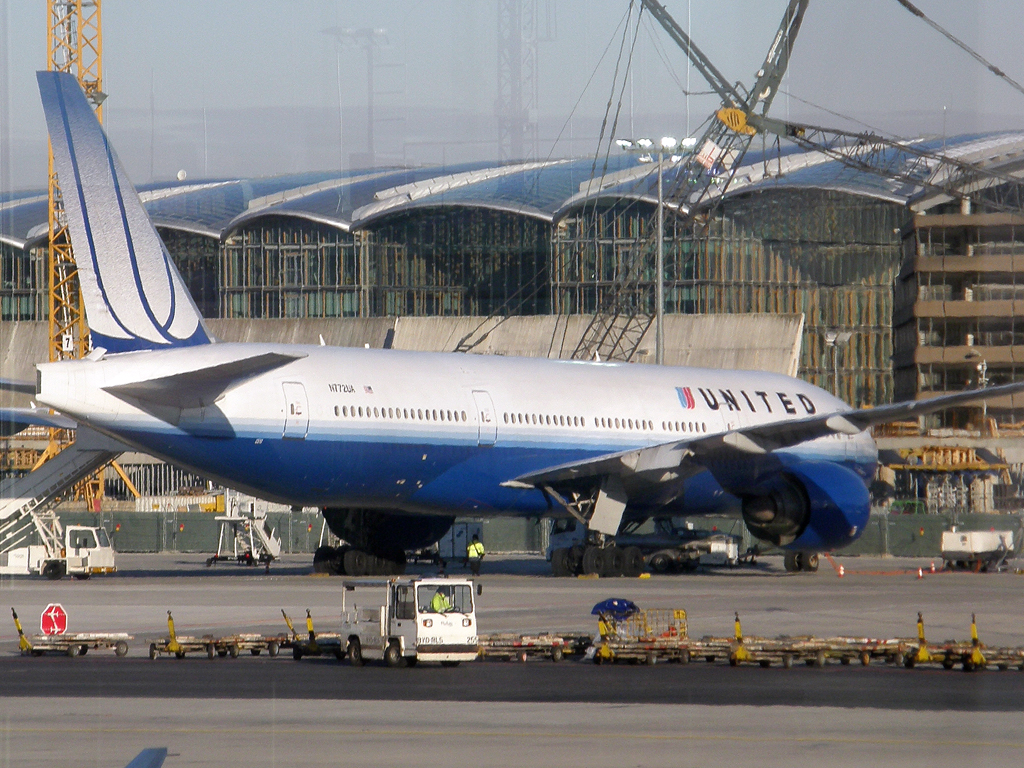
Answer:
[676,386,695,410]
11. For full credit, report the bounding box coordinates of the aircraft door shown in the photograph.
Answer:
[282,382,309,439]
[472,390,497,446]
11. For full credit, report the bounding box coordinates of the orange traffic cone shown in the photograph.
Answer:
[838,565,845,578]
[917,567,924,579]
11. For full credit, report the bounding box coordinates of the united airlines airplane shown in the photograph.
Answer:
[10,72,1019,576]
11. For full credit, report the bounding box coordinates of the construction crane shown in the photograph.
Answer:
[571,0,810,363]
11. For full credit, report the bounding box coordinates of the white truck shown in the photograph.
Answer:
[340,577,480,667]
[0,523,117,579]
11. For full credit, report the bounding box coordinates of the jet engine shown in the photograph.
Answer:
[740,461,870,551]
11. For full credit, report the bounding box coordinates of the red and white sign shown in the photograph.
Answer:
[40,603,67,635]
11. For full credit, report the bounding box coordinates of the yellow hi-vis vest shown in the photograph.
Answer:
[467,541,485,559]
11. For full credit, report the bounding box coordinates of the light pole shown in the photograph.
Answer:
[615,136,696,364]
[965,350,989,431]
[823,330,852,398]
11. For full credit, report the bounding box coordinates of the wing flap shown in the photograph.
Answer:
[0,407,77,437]
[104,352,305,409]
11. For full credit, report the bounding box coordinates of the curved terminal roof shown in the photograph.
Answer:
[4,132,1024,250]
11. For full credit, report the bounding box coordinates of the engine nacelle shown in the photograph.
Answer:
[322,508,454,560]
[740,461,870,551]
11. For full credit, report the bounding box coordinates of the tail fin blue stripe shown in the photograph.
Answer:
[37,71,212,352]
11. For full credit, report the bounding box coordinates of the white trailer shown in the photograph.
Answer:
[941,529,1015,572]
[340,577,480,667]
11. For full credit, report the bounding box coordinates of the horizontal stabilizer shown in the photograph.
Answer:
[0,378,35,395]
[104,352,305,409]
[508,382,1024,488]
[0,407,77,437]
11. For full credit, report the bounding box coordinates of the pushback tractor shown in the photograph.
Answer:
[340,577,480,667]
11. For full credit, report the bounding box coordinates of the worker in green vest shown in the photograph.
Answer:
[466,533,485,576]
[429,587,452,613]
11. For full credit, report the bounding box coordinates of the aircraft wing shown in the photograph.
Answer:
[509,382,1024,487]
[0,377,35,395]
[124,748,168,768]
[0,407,77,437]
[103,351,306,409]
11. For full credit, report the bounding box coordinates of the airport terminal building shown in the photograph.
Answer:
[5,132,1024,516]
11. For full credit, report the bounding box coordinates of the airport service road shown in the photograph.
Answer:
[2,655,1024,710]
[1,553,1023,650]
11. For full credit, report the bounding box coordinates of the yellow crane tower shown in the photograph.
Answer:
[38,1,138,505]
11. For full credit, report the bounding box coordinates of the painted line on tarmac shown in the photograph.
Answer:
[2,724,1023,750]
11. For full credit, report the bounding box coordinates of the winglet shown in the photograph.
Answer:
[37,71,211,353]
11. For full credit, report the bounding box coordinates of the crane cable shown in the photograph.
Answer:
[893,0,1024,100]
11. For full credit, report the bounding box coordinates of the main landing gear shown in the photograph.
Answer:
[783,551,819,573]
[313,545,405,576]
[550,544,645,578]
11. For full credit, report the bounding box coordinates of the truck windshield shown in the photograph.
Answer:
[97,528,110,547]
[72,530,97,549]
[417,584,473,615]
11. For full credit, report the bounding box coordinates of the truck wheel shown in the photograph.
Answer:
[207,643,216,660]
[115,641,129,658]
[251,649,261,656]
[581,546,606,576]
[229,644,239,659]
[175,650,186,659]
[42,561,65,580]
[648,553,672,574]
[217,649,228,658]
[384,641,404,668]
[73,573,91,580]
[621,547,644,577]
[66,645,78,657]
[550,548,571,577]
[292,646,303,660]
[347,638,364,667]
[440,661,460,668]
[551,646,564,663]
[567,546,585,575]
[149,643,158,660]
[268,641,279,657]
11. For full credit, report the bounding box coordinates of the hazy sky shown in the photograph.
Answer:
[2,0,1023,191]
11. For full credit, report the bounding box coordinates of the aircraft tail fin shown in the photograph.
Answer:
[36,71,212,353]
[124,748,168,768]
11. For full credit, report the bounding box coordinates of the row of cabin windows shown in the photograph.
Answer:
[501,412,708,434]
[334,404,469,423]
[504,412,586,428]
[663,420,708,434]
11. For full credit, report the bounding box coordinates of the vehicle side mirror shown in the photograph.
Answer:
[476,584,483,596]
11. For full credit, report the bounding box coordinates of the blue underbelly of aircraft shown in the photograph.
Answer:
[112,427,875,519]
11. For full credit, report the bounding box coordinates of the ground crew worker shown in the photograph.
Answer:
[430,588,452,613]
[466,533,485,576]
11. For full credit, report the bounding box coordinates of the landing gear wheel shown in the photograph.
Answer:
[567,546,585,575]
[550,548,571,577]
[344,549,368,577]
[602,546,624,577]
[347,638,363,667]
[384,641,404,668]
[581,546,606,576]
[801,553,820,572]
[783,552,801,572]
[312,546,336,574]
[648,553,672,574]
[621,546,644,577]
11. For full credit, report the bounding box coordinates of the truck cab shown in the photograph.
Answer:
[340,577,479,666]
[63,525,116,577]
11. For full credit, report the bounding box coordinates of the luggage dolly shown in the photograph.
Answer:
[148,611,226,660]
[282,609,344,660]
[12,608,131,658]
